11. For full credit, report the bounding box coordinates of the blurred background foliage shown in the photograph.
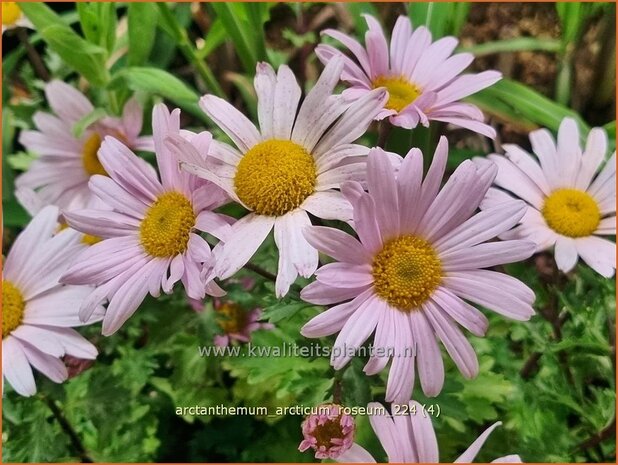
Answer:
[2,2,616,463]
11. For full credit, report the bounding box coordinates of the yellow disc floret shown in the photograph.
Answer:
[82,133,107,176]
[216,302,247,334]
[234,139,317,216]
[81,234,102,246]
[372,235,442,311]
[542,188,601,238]
[373,75,421,113]
[2,3,21,26]
[139,191,196,257]
[2,281,25,338]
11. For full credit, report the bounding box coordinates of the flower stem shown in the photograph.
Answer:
[16,28,50,82]
[377,120,392,149]
[520,256,573,382]
[242,262,302,296]
[41,394,93,462]
[157,3,224,98]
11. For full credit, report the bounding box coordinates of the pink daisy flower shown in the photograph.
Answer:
[480,117,616,277]
[212,299,273,347]
[171,59,388,297]
[2,206,102,397]
[301,142,536,404]
[60,104,232,336]
[316,14,501,137]
[337,401,521,463]
[16,80,154,211]
[298,403,356,460]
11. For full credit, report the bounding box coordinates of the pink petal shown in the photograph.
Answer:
[254,62,277,139]
[423,301,479,379]
[302,190,354,224]
[441,240,535,271]
[301,288,373,338]
[444,271,535,321]
[430,287,488,337]
[321,29,371,76]
[575,236,616,278]
[45,80,94,123]
[304,225,371,265]
[199,95,261,153]
[385,310,415,405]
[367,148,399,239]
[408,400,440,462]
[22,342,68,383]
[301,280,371,306]
[315,262,373,288]
[411,310,444,397]
[102,258,162,335]
[397,148,424,234]
[314,88,387,158]
[273,210,319,297]
[436,70,502,106]
[331,294,380,369]
[554,237,579,273]
[273,65,301,140]
[215,213,275,280]
[3,337,37,396]
[363,14,389,78]
[454,422,503,463]
[98,137,163,203]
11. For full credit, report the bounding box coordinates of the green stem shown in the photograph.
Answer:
[41,394,93,462]
[157,3,224,97]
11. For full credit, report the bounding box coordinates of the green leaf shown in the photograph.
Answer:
[556,2,589,46]
[407,2,455,39]
[119,67,201,117]
[245,2,269,62]
[211,3,258,73]
[196,19,227,59]
[19,3,109,87]
[260,299,314,324]
[72,108,107,139]
[3,198,31,227]
[128,3,159,66]
[345,3,379,36]
[459,37,562,56]
[76,2,116,52]
[226,72,258,120]
[2,108,16,201]
[470,78,590,139]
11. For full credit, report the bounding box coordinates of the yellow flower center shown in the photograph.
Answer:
[372,75,421,113]
[234,139,317,216]
[139,191,196,257]
[82,133,108,177]
[372,235,442,311]
[2,281,25,338]
[542,188,601,238]
[216,302,247,334]
[2,3,21,26]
